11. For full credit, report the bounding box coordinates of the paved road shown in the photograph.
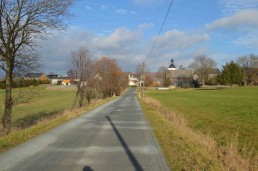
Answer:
[0,88,169,171]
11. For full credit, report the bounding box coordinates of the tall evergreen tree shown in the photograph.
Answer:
[217,61,243,86]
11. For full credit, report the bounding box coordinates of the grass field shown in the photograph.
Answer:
[0,86,76,130]
[140,100,222,170]
[142,87,258,170]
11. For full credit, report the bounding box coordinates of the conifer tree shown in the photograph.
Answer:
[217,61,243,86]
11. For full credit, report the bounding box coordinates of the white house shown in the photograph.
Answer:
[128,73,139,86]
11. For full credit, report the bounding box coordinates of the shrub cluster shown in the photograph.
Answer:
[0,79,50,89]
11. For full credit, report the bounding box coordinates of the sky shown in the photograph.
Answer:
[37,0,258,75]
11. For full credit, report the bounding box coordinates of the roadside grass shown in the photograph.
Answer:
[140,100,222,170]
[141,87,257,170]
[0,86,115,152]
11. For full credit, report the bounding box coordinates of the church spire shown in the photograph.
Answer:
[168,58,176,70]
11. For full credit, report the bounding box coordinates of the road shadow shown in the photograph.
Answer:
[106,116,143,171]
[83,166,94,171]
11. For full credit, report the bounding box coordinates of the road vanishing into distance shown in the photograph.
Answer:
[0,88,169,171]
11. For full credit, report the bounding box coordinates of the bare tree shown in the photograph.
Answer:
[0,0,74,134]
[136,62,147,87]
[145,74,154,87]
[69,46,94,108]
[136,62,147,97]
[95,57,126,97]
[237,54,258,86]
[157,66,171,87]
[188,55,217,86]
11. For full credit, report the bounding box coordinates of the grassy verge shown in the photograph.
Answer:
[0,86,116,153]
[140,99,222,170]
[140,87,257,170]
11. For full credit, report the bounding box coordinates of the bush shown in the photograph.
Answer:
[207,77,219,85]
[0,82,6,89]
[39,80,50,84]
[0,78,44,89]
[191,79,201,88]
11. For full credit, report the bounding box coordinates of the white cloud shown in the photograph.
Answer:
[131,0,164,6]
[144,30,209,71]
[130,11,137,15]
[233,34,258,48]
[218,0,258,15]
[100,5,107,10]
[37,27,95,74]
[206,9,258,49]
[153,29,209,52]
[85,6,92,10]
[137,23,154,30]
[206,9,258,30]
[37,27,143,73]
[37,27,211,74]
[116,9,127,15]
[95,28,141,50]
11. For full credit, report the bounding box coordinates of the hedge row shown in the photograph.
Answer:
[0,79,50,89]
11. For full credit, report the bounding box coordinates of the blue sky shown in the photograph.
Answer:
[38,0,258,74]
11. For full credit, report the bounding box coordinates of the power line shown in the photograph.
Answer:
[140,0,174,97]
[146,0,174,59]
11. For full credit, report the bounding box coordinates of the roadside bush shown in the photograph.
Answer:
[191,79,201,88]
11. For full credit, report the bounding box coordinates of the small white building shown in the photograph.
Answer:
[128,73,139,86]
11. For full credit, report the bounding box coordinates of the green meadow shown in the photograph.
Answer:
[143,87,258,170]
[146,87,258,153]
[0,86,76,130]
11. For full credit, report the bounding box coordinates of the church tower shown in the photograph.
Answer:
[168,58,176,70]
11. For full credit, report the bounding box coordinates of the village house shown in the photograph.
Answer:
[167,59,194,87]
[48,75,71,86]
[128,73,139,86]
[24,73,48,81]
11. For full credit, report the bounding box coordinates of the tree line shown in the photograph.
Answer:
[69,46,128,109]
[142,54,258,88]
[189,54,258,87]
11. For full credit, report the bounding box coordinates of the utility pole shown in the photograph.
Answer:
[142,61,146,98]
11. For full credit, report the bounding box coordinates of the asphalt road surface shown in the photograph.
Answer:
[0,88,169,171]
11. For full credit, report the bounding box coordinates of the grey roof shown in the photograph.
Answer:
[25,73,45,78]
[168,58,176,69]
[167,70,193,78]
[51,77,70,80]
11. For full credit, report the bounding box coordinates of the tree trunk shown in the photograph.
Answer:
[243,74,247,86]
[2,69,13,134]
[201,78,205,86]
[87,95,91,104]
[79,93,83,107]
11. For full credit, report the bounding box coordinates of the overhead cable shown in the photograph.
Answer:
[146,0,174,59]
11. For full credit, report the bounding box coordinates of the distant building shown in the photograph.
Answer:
[49,76,71,85]
[167,58,194,87]
[24,73,48,81]
[62,79,71,86]
[47,74,60,79]
[128,73,139,86]
[168,59,176,70]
